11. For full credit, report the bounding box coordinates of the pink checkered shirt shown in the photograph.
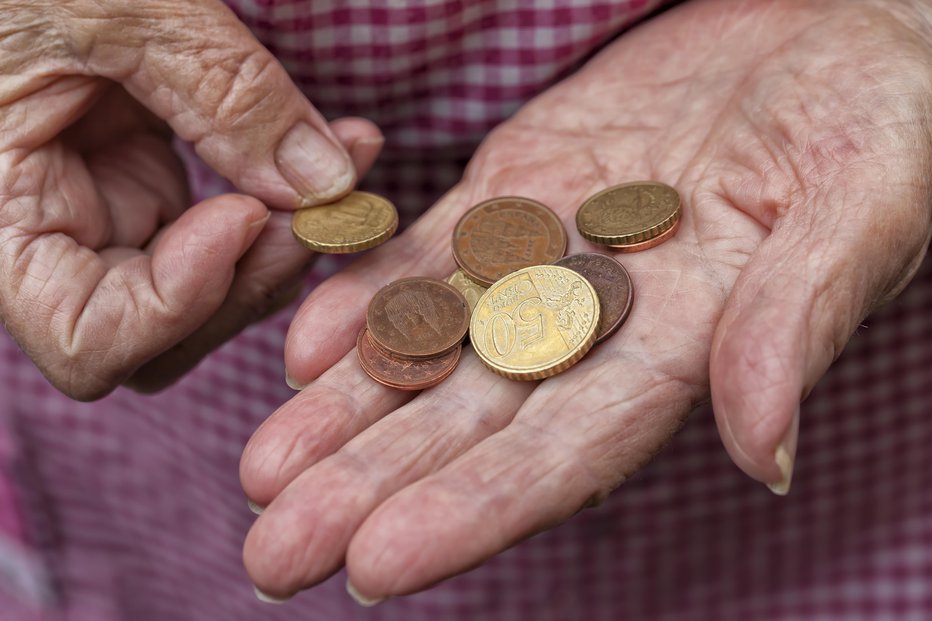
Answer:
[2,1,931,620]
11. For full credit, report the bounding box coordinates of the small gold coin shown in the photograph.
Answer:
[292,191,398,253]
[445,269,487,313]
[576,181,681,248]
[470,265,600,381]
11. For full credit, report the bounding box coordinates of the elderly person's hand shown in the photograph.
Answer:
[0,0,382,399]
[240,0,932,603]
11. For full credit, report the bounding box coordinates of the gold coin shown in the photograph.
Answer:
[445,269,487,313]
[292,191,398,253]
[470,265,600,381]
[576,181,681,248]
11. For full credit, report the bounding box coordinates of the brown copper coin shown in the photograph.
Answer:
[357,328,461,390]
[555,253,633,344]
[367,277,469,359]
[452,197,568,287]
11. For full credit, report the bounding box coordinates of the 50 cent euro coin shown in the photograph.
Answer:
[470,265,600,381]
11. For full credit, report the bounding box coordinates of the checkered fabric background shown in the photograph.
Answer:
[2,1,931,620]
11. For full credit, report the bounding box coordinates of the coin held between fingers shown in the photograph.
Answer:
[292,191,398,253]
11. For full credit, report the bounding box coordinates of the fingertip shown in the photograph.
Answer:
[239,423,283,506]
[710,307,802,485]
[348,136,384,179]
[284,291,362,386]
[330,117,384,178]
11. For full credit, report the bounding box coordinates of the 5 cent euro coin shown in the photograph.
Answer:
[452,197,567,287]
[367,277,470,359]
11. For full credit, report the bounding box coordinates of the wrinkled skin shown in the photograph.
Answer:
[240,0,932,602]
[0,0,382,400]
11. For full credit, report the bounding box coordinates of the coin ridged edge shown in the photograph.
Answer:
[357,328,462,390]
[469,266,600,381]
[292,193,399,254]
[479,330,597,381]
[576,182,681,247]
[608,217,681,252]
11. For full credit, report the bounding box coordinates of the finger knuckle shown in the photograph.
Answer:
[207,48,286,134]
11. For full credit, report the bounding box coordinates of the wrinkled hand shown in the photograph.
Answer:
[0,0,382,399]
[241,0,932,602]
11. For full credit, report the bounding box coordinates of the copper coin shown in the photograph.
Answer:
[452,197,568,287]
[609,218,681,252]
[367,277,470,359]
[357,328,461,390]
[555,253,633,344]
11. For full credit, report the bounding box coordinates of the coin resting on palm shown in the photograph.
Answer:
[452,197,567,286]
[355,184,682,389]
[470,265,600,381]
[554,253,633,344]
[446,269,488,313]
[292,191,398,253]
[366,277,470,359]
[356,328,461,391]
[576,181,681,250]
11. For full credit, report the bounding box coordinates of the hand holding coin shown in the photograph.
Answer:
[243,0,932,605]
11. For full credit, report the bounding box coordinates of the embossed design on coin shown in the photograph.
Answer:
[446,269,487,313]
[453,197,568,287]
[367,277,469,359]
[555,253,633,344]
[292,191,398,253]
[576,181,680,248]
[470,265,599,380]
[357,328,461,390]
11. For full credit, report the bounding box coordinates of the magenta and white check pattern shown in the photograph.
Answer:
[2,1,932,620]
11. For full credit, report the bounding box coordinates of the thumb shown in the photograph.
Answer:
[60,0,378,209]
[710,180,931,494]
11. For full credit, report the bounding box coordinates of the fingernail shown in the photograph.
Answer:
[248,211,272,230]
[276,122,354,204]
[247,499,265,515]
[355,135,385,148]
[285,371,306,391]
[253,585,291,604]
[767,407,799,496]
[346,580,384,607]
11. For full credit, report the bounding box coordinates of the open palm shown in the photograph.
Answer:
[241,0,932,601]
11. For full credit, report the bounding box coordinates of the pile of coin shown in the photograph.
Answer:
[289,182,681,388]
[357,278,470,390]
[447,181,676,381]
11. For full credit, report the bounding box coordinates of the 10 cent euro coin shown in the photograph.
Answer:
[292,191,398,253]
[576,181,680,251]
[470,265,600,381]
